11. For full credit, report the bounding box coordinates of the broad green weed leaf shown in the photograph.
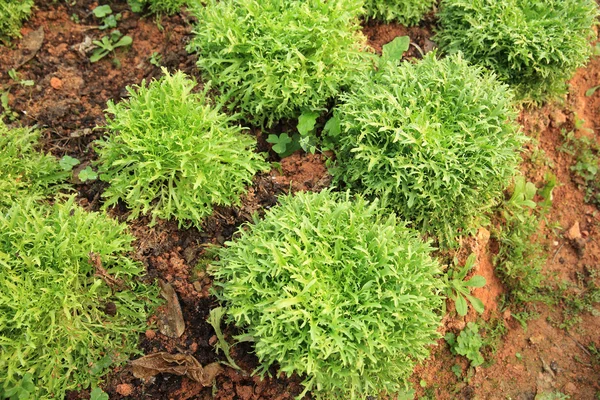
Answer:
[90,387,109,400]
[93,5,112,18]
[59,155,80,171]
[382,36,410,63]
[455,294,468,316]
[297,111,319,136]
[78,166,98,182]
[465,275,486,288]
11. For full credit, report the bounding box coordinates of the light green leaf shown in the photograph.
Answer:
[455,294,468,316]
[59,155,80,171]
[93,5,112,18]
[382,36,410,63]
[465,275,486,288]
[297,111,319,136]
[78,166,98,182]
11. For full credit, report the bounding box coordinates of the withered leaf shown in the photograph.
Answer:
[156,280,185,338]
[130,352,222,386]
[14,27,45,69]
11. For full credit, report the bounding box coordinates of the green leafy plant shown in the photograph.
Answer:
[493,175,555,304]
[363,0,435,25]
[444,254,486,317]
[59,155,80,171]
[445,322,484,367]
[0,121,68,209]
[187,0,369,127]
[0,0,34,42]
[0,197,160,398]
[128,0,187,15]
[96,69,269,228]
[90,30,132,63]
[436,0,599,102]
[92,4,121,30]
[212,190,444,399]
[327,52,524,246]
[560,130,600,207]
[79,165,98,182]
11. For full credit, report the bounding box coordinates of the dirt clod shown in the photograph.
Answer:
[116,384,134,397]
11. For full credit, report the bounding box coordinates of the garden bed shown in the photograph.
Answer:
[0,1,599,399]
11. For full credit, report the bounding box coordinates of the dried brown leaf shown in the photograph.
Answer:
[130,352,222,386]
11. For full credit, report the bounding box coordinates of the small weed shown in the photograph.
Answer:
[493,175,555,304]
[560,130,600,207]
[92,4,121,30]
[443,253,486,317]
[90,31,133,63]
[445,322,485,367]
[59,155,80,171]
[149,51,162,67]
[78,166,98,182]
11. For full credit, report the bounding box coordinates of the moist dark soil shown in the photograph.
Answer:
[1,1,599,399]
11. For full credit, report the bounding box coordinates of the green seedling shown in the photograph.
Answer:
[90,387,109,400]
[266,132,301,157]
[90,31,133,63]
[0,122,69,210]
[444,254,486,317]
[59,155,80,171]
[92,4,121,30]
[149,51,162,67]
[78,166,98,182]
[7,69,34,86]
[445,322,485,367]
[206,307,242,370]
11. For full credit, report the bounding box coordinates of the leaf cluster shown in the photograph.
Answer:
[0,121,68,210]
[96,70,269,228]
[328,53,524,246]
[128,0,187,15]
[363,0,435,25]
[560,130,600,207]
[445,322,484,367]
[443,254,486,317]
[186,0,370,127]
[0,197,159,399]
[436,0,599,102]
[0,0,34,42]
[493,175,555,304]
[213,190,444,399]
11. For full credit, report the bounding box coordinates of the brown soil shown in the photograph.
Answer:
[2,2,599,400]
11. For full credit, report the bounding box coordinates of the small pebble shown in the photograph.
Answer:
[145,329,156,340]
[50,77,62,89]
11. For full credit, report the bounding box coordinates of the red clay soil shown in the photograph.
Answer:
[2,1,599,399]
